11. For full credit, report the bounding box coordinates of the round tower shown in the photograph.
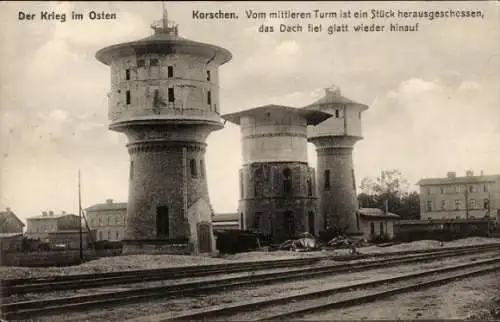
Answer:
[223,105,331,243]
[305,86,369,236]
[95,10,232,254]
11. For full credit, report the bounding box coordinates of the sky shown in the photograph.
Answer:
[0,1,499,222]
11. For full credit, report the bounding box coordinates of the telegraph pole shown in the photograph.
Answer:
[78,170,83,261]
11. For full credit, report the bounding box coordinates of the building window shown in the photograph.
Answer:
[469,199,476,209]
[455,199,461,210]
[440,187,445,194]
[379,222,384,234]
[150,58,159,66]
[483,184,488,192]
[426,188,431,195]
[99,217,102,225]
[126,90,131,105]
[107,217,111,225]
[283,168,292,194]
[426,200,433,212]
[156,206,169,238]
[441,200,446,210]
[335,109,339,118]
[167,66,173,78]
[307,179,313,197]
[240,213,244,230]
[107,230,111,240]
[370,222,375,235]
[207,90,212,105]
[137,59,145,68]
[116,231,120,240]
[358,112,361,119]
[125,69,130,80]
[190,159,197,178]
[254,212,262,230]
[283,211,295,238]
[200,160,205,178]
[469,185,474,193]
[168,87,174,102]
[324,169,331,190]
[207,70,211,81]
[484,198,489,210]
[130,161,134,180]
[455,186,461,193]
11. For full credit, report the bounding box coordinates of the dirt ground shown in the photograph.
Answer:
[1,237,499,279]
[306,271,500,320]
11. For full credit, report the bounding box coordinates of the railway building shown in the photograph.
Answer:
[418,170,500,223]
[304,86,369,236]
[222,105,331,243]
[86,199,126,241]
[95,10,232,254]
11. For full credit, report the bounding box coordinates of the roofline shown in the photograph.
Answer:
[96,39,232,66]
[222,105,333,126]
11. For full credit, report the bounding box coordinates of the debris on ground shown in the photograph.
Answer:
[278,233,320,252]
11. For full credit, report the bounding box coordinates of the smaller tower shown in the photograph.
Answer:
[305,85,369,235]
[223,105,331,243]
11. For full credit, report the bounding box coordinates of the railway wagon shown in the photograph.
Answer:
[395,218,495,242]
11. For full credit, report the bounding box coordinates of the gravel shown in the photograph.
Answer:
[1,237,498,280]
[30,252,499,322]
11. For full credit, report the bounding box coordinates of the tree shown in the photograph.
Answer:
[358,170,420,220]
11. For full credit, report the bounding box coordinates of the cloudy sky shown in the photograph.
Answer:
[1,1,499,222]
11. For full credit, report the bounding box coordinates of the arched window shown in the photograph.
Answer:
[283,168,292,194]
[307,179,313,197]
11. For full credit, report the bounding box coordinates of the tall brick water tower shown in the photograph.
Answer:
[305,86,369,235]
[95,10,232,254]
[223,105,331,243]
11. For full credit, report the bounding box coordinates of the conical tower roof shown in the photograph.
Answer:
[304,85,368,111]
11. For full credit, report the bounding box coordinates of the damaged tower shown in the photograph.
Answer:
[95,10,232,254]
[222,105,331,243]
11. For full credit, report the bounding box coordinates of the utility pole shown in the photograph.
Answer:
[78,170,83,261]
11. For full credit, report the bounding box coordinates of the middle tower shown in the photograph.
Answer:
[223,105,331,243]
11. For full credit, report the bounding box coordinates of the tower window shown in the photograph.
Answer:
[137,59,145,68]
[168,87,174,102]
[200,160,205,178]
[167,66,173,78]
[125,69,130,80]
[307,179,312,197]
[190,159,198,177]
[156,206,169,238]
[335,109,339,118]
[207,90,212,105]
[150,58,159,66]
[426,200,433,212]
[358,112,361,119]
[254,212,262,229]
[283,168,292,194]
[240,171,244,199]
[207,70,211,81]
[484,198,489,209]
[324,169,331,190]
[254,168,263,197]
[129,161,134,180]
[126,91,131,105]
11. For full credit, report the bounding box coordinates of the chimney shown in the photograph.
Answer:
[465,170,474,177]
[447,172,456,179]
[480,170,484,176]
[106,199,113,205]
[6,207,11,212]
[42,211,48,217]
[62,211,66,215]
[49,211,54,216]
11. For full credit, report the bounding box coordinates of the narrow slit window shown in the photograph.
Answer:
[168,87,174,102]
[200,160,205,178]
[335,109,339,118]
[125,69,130,80]
[167,66,173,78]
[207,70,211,81]
[126,91,131,105]
[324,169,331,190]
[190,159,198,178]
[207,90,212,105]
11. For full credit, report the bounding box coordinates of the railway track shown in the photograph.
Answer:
[2,243,499,297]
[136,256,500,321]
[1,244,499,320]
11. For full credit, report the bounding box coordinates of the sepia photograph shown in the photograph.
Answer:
[0,1,499,321]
